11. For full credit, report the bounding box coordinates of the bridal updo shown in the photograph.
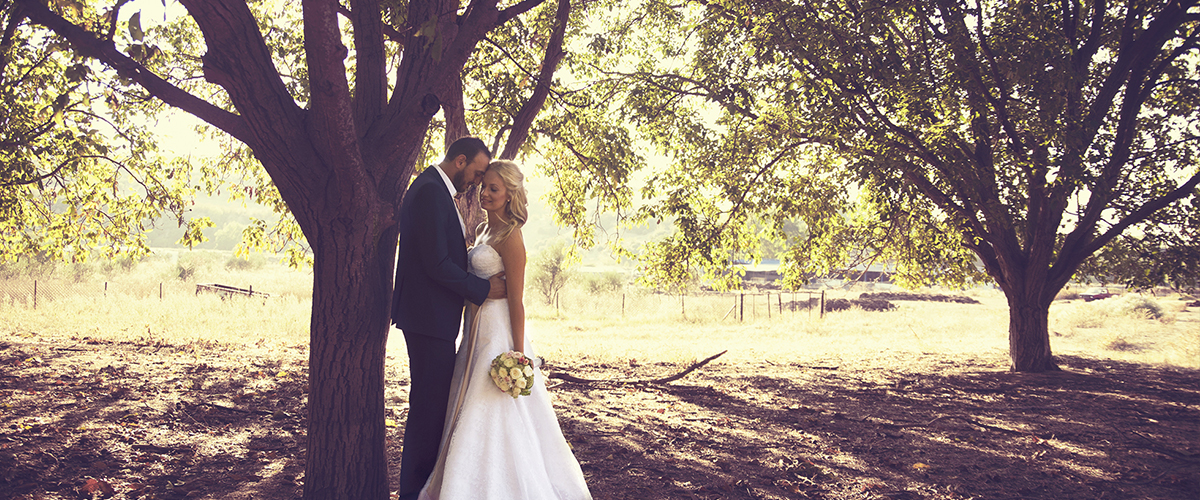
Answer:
[486,159,528,242]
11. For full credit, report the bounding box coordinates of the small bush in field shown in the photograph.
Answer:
[68,262,95,282]
[1110,295,1163,319]
[1105,337,1142,352]
[175,251,223,281]
[585,271,625,294]
[226,253,266,271]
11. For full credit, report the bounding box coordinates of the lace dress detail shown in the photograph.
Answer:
[419,245,591,500]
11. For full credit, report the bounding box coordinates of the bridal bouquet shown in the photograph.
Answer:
[489,351,535,398]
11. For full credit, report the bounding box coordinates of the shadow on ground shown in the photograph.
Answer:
[2,337,1197,500]
[552,355,1200,500]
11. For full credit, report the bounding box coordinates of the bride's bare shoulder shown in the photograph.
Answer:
[493,227,526,259]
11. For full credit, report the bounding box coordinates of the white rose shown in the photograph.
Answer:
[523,366,534,377]
[509,367,522,379]
[503,357,516,368]
[515,378,527,389]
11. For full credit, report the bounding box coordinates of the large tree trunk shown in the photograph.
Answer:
[1004,288,1060,372]
[302,200,399,499]
[12,2,554,498]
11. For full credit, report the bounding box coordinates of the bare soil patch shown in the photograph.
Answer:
[2,336,1198,499]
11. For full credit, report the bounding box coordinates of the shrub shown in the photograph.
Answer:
[1105,337,1142,352]
[175,251,223,281]
[225,253,266,271]
[99,254,141,278]
[584,271,625,294]
[1110,294,1163,319]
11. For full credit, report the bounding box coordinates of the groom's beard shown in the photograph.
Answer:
[452,170,467,193]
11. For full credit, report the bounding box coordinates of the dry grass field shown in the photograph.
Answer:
[1,259,1198,499]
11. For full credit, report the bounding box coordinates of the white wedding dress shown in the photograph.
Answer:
[419,244,592,500]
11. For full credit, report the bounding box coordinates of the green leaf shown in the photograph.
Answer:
[128,12,143,42]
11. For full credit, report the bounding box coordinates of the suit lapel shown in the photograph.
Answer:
[434,167,468,249]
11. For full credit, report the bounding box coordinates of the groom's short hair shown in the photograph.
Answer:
[444,137,492,164]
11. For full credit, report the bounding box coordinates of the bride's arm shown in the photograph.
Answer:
[495,228,528,351]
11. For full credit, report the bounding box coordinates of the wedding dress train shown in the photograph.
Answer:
[419,244,592,500]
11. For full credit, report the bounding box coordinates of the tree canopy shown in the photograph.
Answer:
[8,2,1199,497]
[0,0,209,264]
[551,0,1200,371]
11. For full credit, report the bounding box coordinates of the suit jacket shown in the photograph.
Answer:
[392,166,490,340]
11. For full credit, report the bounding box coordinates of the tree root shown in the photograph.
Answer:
[896,414,1025,434]
[547,350,728,385]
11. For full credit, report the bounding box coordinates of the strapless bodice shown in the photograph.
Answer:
[468,244,504,279]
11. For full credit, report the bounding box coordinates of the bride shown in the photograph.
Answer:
[419,160,592,500]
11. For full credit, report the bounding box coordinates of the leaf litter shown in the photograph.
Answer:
[2,336,1199,499]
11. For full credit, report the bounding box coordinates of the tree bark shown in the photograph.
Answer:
[443,76,485,235]
[303,213,398,500]
[1005,289,1059,372]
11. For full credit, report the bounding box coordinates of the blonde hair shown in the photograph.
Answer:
[484,159,528,242]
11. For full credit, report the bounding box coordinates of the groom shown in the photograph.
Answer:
[392,136,506,500]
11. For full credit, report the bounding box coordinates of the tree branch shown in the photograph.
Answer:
[500,0,570,160]
[105,0,132,42]
[302,0,362,175]
[1052,170,1200,286]
[497,0,546,25]
[347,0,386,133]
[14,0,255,146]
[0,2,26,82]
[0,155,79,187]
[548,350,727,385]
[1058,2,1193,269]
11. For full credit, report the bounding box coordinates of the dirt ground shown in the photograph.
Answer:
[1,334,1198,500]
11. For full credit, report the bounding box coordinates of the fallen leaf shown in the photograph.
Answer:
[80,478,116,497]
[912,462,931,471]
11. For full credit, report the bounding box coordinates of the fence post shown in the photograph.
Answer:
[766,292,771,319]
[622,293,625,318]
[680,292,685,318]
[159,282,163,300]
[104,281,108,297]
[739,292,744,322]
[820,290,825,318]
[33,280,37,309]
[779,293,783,316]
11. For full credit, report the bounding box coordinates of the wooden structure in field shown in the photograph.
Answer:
[195,283,270,299]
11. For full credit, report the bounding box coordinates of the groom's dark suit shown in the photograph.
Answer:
[392,165,490,499]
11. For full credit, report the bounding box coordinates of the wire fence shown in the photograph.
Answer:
[1,277,839,323]
[0,279,212,308]
[539,287,839,323]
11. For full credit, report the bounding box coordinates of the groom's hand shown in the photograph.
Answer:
[487,272,507,299]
